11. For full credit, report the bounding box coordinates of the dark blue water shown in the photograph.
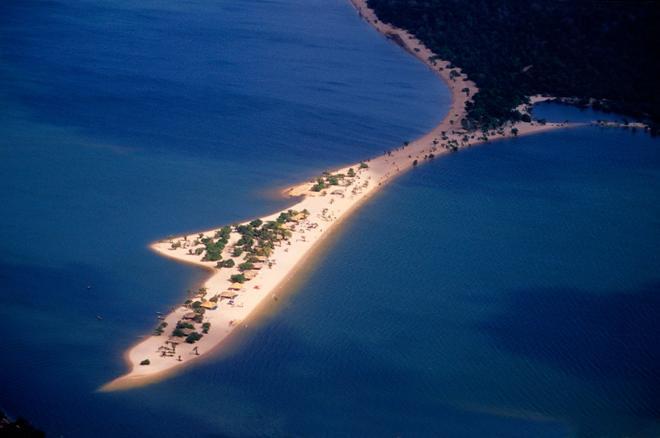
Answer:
[2,0,659,437]
[533,101,625,123]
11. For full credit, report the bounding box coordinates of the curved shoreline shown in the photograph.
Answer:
[101,0,573,391]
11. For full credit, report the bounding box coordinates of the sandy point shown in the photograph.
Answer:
[102,0,578,390]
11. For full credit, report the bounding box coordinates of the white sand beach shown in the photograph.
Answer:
[101,0,574,391]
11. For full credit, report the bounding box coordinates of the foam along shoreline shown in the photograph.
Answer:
[101,0,575,391]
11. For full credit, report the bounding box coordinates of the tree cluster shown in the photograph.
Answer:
[368,0,660,130]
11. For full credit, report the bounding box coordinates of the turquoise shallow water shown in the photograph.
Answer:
[2,0,660,437]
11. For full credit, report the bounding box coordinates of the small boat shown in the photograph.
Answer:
[96,315,103,320]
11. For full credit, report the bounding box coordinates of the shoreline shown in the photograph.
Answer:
[101,0,575,391]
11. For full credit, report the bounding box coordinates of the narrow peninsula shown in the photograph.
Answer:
[102,0,574,391]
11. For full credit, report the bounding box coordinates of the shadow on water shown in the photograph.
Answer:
[479,281,660,436]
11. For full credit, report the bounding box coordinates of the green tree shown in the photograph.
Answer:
[172,328,185,337]
[238,262,254,271]
[230,274,246,283]
[185,332,203,344]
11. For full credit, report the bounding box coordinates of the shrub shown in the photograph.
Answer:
[153,321,168,335]
[311,177,327,192]
[185,332,203,344]
[172,328,185,337]
[237,235,253,246]
[203,244,223,261]
[277,210,295,223]
[359,162,369,169]
[230,274,246,283]
[238,262,254,271]
[140,359,150,366]
[202,322,211,334]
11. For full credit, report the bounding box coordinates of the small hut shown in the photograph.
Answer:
[243,270,258,280]
[200,300,217,310]
[220,290,238,300]
[228,283,244,290]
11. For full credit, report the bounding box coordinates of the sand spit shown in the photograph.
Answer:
[101,0,574,391]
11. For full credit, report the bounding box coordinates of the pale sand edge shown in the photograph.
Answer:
[100,0,578,391]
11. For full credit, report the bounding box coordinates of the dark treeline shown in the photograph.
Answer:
[367,0,660,130]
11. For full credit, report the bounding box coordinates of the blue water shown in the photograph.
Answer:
[1,0,660,437]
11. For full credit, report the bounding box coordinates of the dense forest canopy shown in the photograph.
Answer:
[367,0,660,130]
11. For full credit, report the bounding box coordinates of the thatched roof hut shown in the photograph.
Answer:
[200,300,217,310]
[220,290,238,299]
[243,271,258,280]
